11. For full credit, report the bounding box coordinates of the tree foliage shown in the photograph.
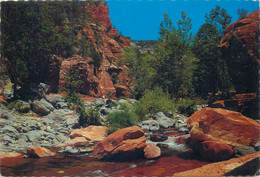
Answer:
[154,12,198,98]
[237,8,247,19]
[193,7,233,97]
[205,5,232,36]
[1,1,102,99]
[119,48,156,98]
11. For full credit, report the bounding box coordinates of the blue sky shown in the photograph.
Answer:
[107,0,259,40]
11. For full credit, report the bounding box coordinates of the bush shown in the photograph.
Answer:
[106,110,137,134]
[134,87,176,121]
[65,90,101,127]
[177,98,197,116]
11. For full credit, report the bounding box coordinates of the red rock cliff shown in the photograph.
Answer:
[219,10,259,93]
[52,1,131,99]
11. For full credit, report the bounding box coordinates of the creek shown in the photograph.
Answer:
[1,134,210,176]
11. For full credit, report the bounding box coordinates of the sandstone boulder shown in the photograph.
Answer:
[92,126,146,161]
[144,143,161,159]
[69,126,107,141]
[187,108,260,146]
[199,141,234,162]
[27,146,56,158]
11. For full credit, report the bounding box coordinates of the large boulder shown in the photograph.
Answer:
[69,126,107,141]
[32,98,55,116]
[219,10,259,93]
[187,108,260,146]
[92,126,146,161]
[27,146,56,158]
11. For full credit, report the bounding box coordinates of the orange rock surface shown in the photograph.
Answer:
[27,146,56,158]
[0,151,23,160]
[92,126,146,160]
[56,137,88,148]
[187,108,260,146]
[48,2,132,99]
[69,126,107,141]
[144,143,161,159]
[173,151,260,176]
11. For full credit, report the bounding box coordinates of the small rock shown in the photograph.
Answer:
[17,138,28,147]
[94,98,107,106]
[3,135,15,144]
[138,119,159,131]
[26,130,44,142]
[32,98,55,116]
[56,137,88,148]
[64,146,79,154]
[234,146,256,157]
[0,108,15,119]
[144,143,161,159]
[69,126,107,141]
[178,127,189,134]
[150,134,168,142]
[27,146,56,158]
[2,125,19,139]
[154,112,175,128]
[56,133,68,143]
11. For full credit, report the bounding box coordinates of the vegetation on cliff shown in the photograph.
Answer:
[2,1,102,99]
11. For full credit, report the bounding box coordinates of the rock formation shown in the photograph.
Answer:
[92,126,146,161]
[209,92,259,119]
[187,108,260,147]
[219,10,259,93]
[49,1,131,99]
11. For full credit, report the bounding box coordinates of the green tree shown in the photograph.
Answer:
[2,1,103,99]
[205,5,232,36]
[154,12,198,98]
[193,6,233,97]
[119,48,156,98]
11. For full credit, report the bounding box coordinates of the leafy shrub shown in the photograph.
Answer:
[106,110,137,134]
[134,87,176,121]
[177,98,197,116]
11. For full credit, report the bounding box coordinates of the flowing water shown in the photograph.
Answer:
[1,133,210,176]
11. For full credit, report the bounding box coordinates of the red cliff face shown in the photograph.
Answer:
[219,10,259,93]
[51,2,131,99]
